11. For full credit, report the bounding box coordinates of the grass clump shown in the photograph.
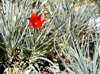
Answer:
[0,0,100,74]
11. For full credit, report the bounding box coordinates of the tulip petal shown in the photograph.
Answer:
[27,13,37,24]
[31,13,37,20]
[37,14,42,21]
[37,23,42,28]
[41,19,46,24]
[27,13,46,29]
[38,24,42,28]
[29,24,33,27]
[33,25,38,29]
[27,17,31,22]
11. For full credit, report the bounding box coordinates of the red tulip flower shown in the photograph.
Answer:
[27,13,46,29]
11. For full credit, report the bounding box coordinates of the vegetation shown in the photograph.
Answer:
[0,0,100,74]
